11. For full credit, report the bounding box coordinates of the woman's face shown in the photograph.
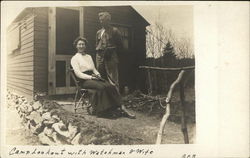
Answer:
[76,40,86,53]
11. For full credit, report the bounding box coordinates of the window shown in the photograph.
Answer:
[115,26,131,50]
[7,24,21,55]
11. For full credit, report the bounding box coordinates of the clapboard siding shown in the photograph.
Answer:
[7,14,35,97]
[34,7,48,93]
[7,74,34,81]
[8,71,34,76]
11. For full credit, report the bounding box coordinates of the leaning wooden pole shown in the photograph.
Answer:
[180,81,189,144]
[156,70,185,144]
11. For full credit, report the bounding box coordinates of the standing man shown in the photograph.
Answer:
[96,12,123,91]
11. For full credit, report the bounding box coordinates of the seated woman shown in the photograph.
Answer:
[71,37,135,119]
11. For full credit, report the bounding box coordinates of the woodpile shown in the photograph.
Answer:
[6,91,140,145]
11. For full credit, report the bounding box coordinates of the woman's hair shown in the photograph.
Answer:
[73,37,88,49]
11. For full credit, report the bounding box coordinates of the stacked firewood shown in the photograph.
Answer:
[122,91,195,123]
[122,90,165,115]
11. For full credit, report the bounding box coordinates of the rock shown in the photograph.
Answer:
[43,108,49,113]
[26,105,33,114]
[43,127,54,138]
[42,112,51,120]
[100,134,112,141]
[30,123,45,135]
[71,133,81,145]
[68,123,79,140]
[52,132,70,145]
[29,101,34,106]
[43,118,56,127]
[52,115,60,121]
[27,111,43,125]
[89,136,98,144]
[33,101,42,111]
[19,104,26,113]
[36,108,43,115]
[52,121,70,138]
[38,132,57,145]
[16,98,23,105]
[23,100,28,105]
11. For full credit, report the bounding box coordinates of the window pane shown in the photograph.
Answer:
[123,38,129,50]
[56,8,79,55]
[124,28,128,37]
[70,75,76,86]
[56,61,66,87]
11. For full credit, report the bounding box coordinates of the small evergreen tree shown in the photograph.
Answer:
[162,41,177,67]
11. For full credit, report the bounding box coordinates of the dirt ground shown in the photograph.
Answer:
[5,106,41,145]
[5,88,195,145]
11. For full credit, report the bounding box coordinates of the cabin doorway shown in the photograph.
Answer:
[48,7,84,95]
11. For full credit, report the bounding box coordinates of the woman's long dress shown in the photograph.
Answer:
[71,53,121,115]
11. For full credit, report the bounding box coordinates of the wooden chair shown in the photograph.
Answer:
[69,67,94,114]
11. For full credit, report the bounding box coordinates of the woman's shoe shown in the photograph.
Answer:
[121,109,136,119]
[120,105,136,119]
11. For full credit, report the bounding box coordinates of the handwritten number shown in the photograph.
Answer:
[182,154,196,158]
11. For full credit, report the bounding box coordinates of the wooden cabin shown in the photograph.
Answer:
[7,6,150,98]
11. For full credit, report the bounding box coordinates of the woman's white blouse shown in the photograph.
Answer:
[71,53,99,80]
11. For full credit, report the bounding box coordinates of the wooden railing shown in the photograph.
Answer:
[139,65,195,144]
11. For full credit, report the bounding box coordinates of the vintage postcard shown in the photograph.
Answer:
[1,1,249,158]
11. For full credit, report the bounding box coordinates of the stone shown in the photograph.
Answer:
[52,115,60,121]
[17,98,23,105]
[42,112,51,120]
[68,123,79,140]
[43,108,49,113]
[89,136,98,144]
[71,133,81,145]
[27,111,43,125]
[38,132,57,145]
[19,104,26,113]
[52,121,70,138]
[43,127,54,138]
[30,123,45,135]
[36,108,43,115]
[33,101,42,111]
[26,105,33,114]
[43,118,56,127]
[52,132,70,145]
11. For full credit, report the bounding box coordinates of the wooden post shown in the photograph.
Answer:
[79,7,84,37]
[147,69,152,95]
[180,81,189,144]
[48,7,56,95]
[156,70,185,144]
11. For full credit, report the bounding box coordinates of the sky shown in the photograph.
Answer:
[133,5,193,40]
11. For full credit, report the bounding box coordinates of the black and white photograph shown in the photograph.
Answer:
[1,1,249,158]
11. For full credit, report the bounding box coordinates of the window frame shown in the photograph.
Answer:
[110,23,133,51]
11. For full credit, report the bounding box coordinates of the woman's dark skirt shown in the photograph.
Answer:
[79,71,121,115]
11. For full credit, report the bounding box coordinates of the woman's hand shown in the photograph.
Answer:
[96,73,101,78]
[91,76,98,80]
